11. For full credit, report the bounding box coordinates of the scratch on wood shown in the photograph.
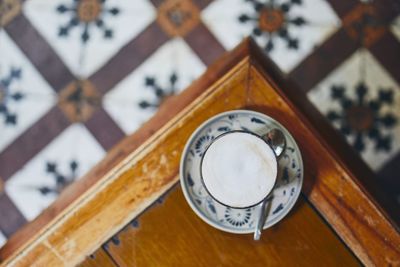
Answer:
[159,154,167,165]
[385,255,400,266]
[364,215,377,227]
[60,238,76,259]
[142,164,148,174]
[42,240,67,266]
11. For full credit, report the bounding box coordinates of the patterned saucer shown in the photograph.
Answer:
[179,110,303,234]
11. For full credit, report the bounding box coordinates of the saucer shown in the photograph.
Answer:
[179,110,303,234]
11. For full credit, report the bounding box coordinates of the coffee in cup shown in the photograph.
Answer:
[200,131,278,209]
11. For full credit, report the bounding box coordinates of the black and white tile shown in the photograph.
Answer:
[23,0,156,77]
[103,38,205,134]
[0,231,5,248]
[202,0,339,72]
[308,49,400,170]
[0,30,56,152]
[5,123,105,220]
[1,0,399,247]
[391,15,400,41]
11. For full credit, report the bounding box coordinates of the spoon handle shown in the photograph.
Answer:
[254,128,286,240]
[254,196,269,240]
[254,194,274,240]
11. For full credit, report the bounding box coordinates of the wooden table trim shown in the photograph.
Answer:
[0,39,399,267]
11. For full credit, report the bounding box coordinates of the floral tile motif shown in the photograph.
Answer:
[103,38,205,134]
[5,124,105,220]
[0,31,56,152]
[58,79,101,123]
[56,0,120,44]
[0,0,398,243]
[23,0,156,77]
[202,0,339,72]
[308,49,400,170]
[156,0,201,37]
[391,16,400,42]
[0,230,6,248]
[0,0,21,27]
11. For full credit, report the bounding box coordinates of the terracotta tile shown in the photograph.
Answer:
[0,0,22,27]
[157,0,201,37]
[58,80,100,123]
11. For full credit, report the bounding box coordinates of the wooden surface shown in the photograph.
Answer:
[0,33,243,260]
[79,249,116,267]
[1,39,399,267]
[94,185,359,267]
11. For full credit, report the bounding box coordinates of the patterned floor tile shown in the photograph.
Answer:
[5,123,105,221]
[308,49,400,170]
[202,0,340,72]
[23,0,156,77]
[103,37,205,134]
[0,30,56,152]
[0,0,399,246]
[0,231,6,248]
[391,16,400,41]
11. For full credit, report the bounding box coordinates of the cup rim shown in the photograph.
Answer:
[199,130,279,209]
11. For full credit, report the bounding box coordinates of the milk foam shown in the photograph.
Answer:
[201,132,278,208]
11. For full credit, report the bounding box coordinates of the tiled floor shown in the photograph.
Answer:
[0,231,5,248]
[202,0,340,72]
[103,37,206,133]
[0,0,399,246]
[6,123,105,220]
[308,49,400,170]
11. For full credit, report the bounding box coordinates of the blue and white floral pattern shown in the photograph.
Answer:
[326,83,397,152]
[180,110,303,234]
[0,67,24,126]
[56,0,120,44]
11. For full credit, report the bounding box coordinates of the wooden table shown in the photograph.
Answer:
[1,39,399,267]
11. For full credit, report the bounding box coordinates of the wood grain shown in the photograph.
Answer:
[0,57,250,266]
[105,185,359,267]
[79,249,116,267]
[246,65,400,266]
[0,35,247,260]
[1,39,399,266]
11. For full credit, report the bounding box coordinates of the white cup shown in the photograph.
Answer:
[200,130,278,209]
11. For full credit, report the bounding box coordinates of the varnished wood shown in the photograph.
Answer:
[246,65,400,266]
[105,185,359,267]
[0,39,399,266]
[0,55,250,267]
[248,45,400,227]
[79,249,116,267]
[0,35,247,260]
